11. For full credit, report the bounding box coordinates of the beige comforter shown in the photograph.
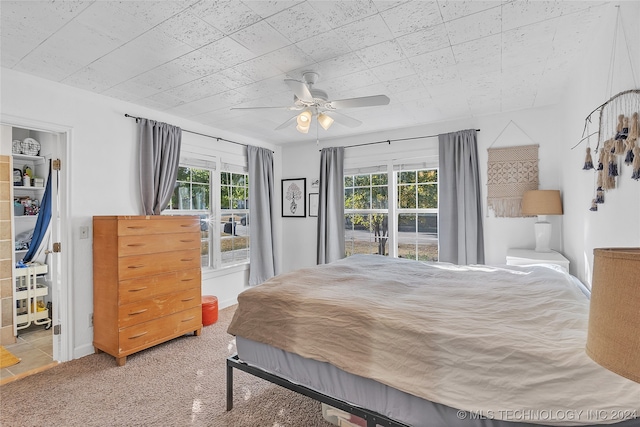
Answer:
[227,255,640,426]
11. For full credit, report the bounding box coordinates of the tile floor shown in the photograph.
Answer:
[1,324,56,385]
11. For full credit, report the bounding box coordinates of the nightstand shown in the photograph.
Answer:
[506,248,570,271]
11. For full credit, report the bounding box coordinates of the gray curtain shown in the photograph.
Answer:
[317,147,345,264]
[139,118,182,215]
[248,146,277,285]
[438,129,485,265]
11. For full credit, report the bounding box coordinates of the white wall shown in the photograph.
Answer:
[1,68,280,360]
[561,2,640,285]
[280,105,565,272]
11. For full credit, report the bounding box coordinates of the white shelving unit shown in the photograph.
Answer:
[12,143,51,334]
[14,263,51,331]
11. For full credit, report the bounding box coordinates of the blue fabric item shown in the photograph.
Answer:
[24,163,52,263]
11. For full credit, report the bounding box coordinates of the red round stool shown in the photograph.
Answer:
[202,295,219,326]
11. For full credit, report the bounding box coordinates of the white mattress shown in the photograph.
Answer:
[236,336,639,427]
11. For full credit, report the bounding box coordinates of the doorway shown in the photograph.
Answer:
[1,119,69,384]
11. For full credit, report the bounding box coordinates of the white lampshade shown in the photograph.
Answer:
[296,123,310,134]
[586,248,640,383]
[317,112,334,130]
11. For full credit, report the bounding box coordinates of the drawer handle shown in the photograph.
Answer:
[181,297,195,302]
[181,278,194,282]
[181,316,195,322]
[128,287,148,292]
[128,331,148,339]
[126,226,146,230]
[179,239,195,243]
[127,243,145,247]
[180,258,194,262]
[128,265,145,269]
[128,309,148,315]
[180,224,192,228]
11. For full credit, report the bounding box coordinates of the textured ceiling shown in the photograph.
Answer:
[1,1,611,145]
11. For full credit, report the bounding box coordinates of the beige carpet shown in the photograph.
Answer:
[0,346,21,369]
[0,306,335,427]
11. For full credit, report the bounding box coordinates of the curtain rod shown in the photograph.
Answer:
[124,113,257,150]
[321,129,481,151]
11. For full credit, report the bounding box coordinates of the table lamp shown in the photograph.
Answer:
[521,190,563,252]
[586,248,640,383]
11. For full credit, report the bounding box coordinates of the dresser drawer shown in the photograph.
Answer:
[118,287,201,328]
[118,249,200,280]
[119,306,202,353]
[118,268,201,304]
[118,217,200,236]
[118,233,200,256]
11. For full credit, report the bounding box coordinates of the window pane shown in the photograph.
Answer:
[232,187,245,208]
[192,169,210,184]
[353,187,371,209]
[398,213,438,261]
[176,183,191,210]
[344,188,354,209]
[418,170,437,183]
[345,176,353,187]
[192,184,209,210]
[177,166,190,181]
[354,174,370,187]
[232,173,245,186]
[372,186,388,209]
[221,186,230,209]
[371,173,387,185]
[398,184,416,208]
[344,214,388,257]
[399,171,416,184]
[417,183,437,209]
[221,172,230,185]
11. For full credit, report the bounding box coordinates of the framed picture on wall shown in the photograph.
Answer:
[282,178,306,217]
[309,193,319,217]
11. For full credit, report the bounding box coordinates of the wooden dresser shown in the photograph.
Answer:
[93,215,202,366]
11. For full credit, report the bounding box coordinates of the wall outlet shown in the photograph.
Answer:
[80,226,89,239]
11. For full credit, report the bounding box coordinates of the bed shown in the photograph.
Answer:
[226,254,640,427]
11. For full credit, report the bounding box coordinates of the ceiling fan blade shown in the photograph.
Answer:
[328,95,390,109]
[284,79,313,103]
[230,106,295,110]
[323,111,362,128]
[275,115,297,130]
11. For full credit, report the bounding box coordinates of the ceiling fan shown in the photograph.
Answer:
[231,71,390,134]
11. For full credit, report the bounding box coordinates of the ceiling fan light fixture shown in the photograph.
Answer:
[296,123,310,134]
[297,110,311,126]
[317,113,334,130]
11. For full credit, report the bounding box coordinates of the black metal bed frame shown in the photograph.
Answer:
[226,354,411,427]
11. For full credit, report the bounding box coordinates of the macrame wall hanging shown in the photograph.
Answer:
[487,121,539,218]
[573,6,639,211]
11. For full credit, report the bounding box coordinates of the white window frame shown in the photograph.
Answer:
[164,156,250,271]
[344,156,439,261]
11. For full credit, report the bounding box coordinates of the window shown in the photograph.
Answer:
[344,172,389,256]
[165,165,250,269]
[220,171,249,266]
[397,170,438,262]
[167,166,212,268]
[344,167,438,262]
